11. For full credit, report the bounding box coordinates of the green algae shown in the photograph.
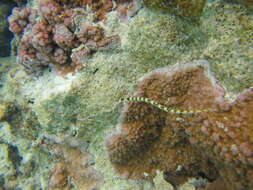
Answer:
[200,1,253,93]
[124,9,207,72]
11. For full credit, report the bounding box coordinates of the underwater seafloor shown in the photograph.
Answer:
[0,0,253,190]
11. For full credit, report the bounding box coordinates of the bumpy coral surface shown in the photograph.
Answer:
[143,0,206,17]
[8,0,121,75]
[106,60,253,190]
[48,143,104,190]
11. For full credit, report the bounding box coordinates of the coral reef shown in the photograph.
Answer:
[143,0,206,17]
[106,60,253,190]
[8,0,121,75]
[1,0,253,189]
[47,141,104,190]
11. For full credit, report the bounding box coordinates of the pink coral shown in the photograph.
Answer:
[115,0,139,22]
[106,60,253,190]
[52,48,68,65]
[16,19,71,74]
[47,0,114,20]
[39,0,63,24]
[71,48,91,70]
[76,24,104,45]
[53,24,77,49]
[49,144,104,190]
[39,134,104,190]
[8,7,37,34]
[31,20,54,49]
[8,0,121,75]
[76,24,121,50]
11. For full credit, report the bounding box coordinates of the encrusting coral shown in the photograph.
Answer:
[41,134,104,190]
[49,145,104,190]
[106,60,253,190]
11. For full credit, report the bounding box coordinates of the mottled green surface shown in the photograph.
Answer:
[126,2,253,93]
[143,0,206,17]
[0,0,252,189]
[0,121,51,189]
[226,0,253,10]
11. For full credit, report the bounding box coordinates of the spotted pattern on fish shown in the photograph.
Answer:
[119,97,209,114]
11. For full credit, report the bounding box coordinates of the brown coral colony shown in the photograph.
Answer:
[106,61,253,190]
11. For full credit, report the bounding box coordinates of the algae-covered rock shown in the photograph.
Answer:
[0,104,6,120]
[124,9,206,70]
[125,1,253,93]
[143,0,206,17]
[226,0,253,10]
[0,143,15,177]
[0,101,18,121]
[201,1,253,93]
[0,121,51,189]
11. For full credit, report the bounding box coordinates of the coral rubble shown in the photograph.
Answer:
[106,60,253,190]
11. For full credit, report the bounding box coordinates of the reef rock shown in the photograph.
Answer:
[143,0,206,17]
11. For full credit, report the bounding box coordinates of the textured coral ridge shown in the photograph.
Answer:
[106,60,253,190]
